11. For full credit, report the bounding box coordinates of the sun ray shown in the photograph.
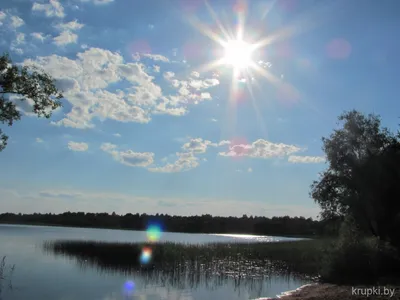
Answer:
[205,1,232,42]
[196,58,225,74]
[250,62,282,87]
[219,71,239,143]
[184,0,335,142]
[254,0,340,51]
[186,16,226,47]
[243,70,269,139]
[235,1,247,41]
[261,0,277,20]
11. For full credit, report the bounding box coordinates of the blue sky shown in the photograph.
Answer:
[0,0,399,218]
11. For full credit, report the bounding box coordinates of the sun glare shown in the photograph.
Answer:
[222,39,254,70]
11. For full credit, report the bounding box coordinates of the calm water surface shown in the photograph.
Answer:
[0,224,310,300]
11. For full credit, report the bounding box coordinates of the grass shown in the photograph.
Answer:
[44,239,332,280]
[0,256,15,296]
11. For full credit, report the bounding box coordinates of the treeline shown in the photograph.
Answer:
[0,212,341,237]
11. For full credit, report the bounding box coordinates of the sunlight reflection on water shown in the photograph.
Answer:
[210,233,304,243]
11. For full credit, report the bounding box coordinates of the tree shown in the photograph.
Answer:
[310,110,400,248]
[0,53,63,151]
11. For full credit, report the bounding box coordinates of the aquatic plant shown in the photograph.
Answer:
[0,256,15,299]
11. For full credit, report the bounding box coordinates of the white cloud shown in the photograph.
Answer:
[10,33,25,54]
[145,137,222,173]
[190,71,200,78]
[10,16,24,29]
[54,77,80,93]
[189,78,220,90]
[55,20,84,31]
[93,90,151,123]
[218,140,231,146]
[163,74,218,104]
[53,31,78,46]
[258,60,272,69]
[0,12,25,28]
[178,85,190,96]
[11,48,24,55]
[113,133,121,137]
[24,49,151,127]
[101,143,154,167]
[153,65,160,73]
[163,71,175,80]
[219,139,302,159]
[36,138,44,143]
[163,73,220,105]
[247,167,253,172]
[100,137,210,173]
[0,11,6,25]
[211,118,218,122]
[100,142,116,152]
[15,32,25,44]
[148,152,199,173]
[141,53,169,62]
[23,47,216,129]
[201,92,211,100]
[132,53,140,61]
[31,32,48,42]
[288,155,326,164]
[9,94,63,117]
[8,95,35,115]
[182,138,213,154]
[68,141,89,152]
[32,0,65,18]
[153,97,188,116]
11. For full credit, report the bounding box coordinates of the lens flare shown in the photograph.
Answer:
[123,280,135,296]
[326,38,352,59]
[140,247,152,264]
[146,223,163,242]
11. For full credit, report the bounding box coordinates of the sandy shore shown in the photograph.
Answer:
[257,283,400,300]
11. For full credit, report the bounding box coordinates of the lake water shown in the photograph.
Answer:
[0,224,310,300]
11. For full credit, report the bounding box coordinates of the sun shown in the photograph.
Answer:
[222,39,255,70]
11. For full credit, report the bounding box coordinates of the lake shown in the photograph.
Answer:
[0,224,310,300]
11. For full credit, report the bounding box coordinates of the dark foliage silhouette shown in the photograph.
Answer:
[310,110,400,250]
[0,212,339,237]
[0,53,63,151]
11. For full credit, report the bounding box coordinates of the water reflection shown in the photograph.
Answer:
[44,240,309,299]
[98,271,302,300]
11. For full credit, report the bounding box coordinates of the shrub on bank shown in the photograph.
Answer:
[319,217,400,285]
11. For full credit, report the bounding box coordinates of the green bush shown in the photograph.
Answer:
[320,217,380,284]
[319,216,400,285]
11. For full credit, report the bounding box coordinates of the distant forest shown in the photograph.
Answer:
[0,212,341,237]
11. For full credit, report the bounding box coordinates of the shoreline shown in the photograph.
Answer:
[258,283,400,300]
[0,222,316,239]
